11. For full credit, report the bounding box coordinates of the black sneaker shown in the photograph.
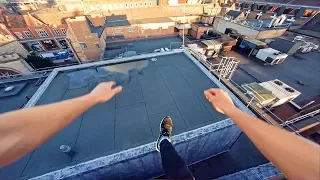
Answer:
[156,116,173,152]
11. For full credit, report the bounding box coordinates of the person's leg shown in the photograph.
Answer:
[156,116,193,179]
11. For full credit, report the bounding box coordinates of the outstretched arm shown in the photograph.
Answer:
[0,82,122,167]
[204,89,320,180]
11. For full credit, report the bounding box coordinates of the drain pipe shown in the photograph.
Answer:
[60,145,76,157]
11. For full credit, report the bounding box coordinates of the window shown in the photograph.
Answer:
[135,2,138,7]
[144,1,147,6]
[96,5,100,10]
[53,28,61,36]
[128,27,135,32]
[108,4,113,9]
[149,1,152,6]
[80,42,87,49]
[102,4,107,10]
[106,29,113,35]
[23,31,33,38]
[119,3,123,8]
[113,3,117,9]
[125,3,128,8]
[36,29,49,37]
[114,28,123,34]
[95,44,100,49]
[15,32,24,39]
[130,2,133,8]
[140,2,143,7]
[60,28,67,35]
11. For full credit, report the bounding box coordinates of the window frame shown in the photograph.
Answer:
[53,28,61,36]
[60,28,67,35]
[128,27,135,33]
[35,29,49,37]
[79,42,87,49]
[14,32,24,39]
[114,28,124,34]
[23,31,33,38]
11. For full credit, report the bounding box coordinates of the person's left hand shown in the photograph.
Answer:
[90,81,122,103]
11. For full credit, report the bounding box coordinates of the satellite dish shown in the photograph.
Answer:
[4,86,14,92]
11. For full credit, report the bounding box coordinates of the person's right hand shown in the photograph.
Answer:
[204,88,236,114]
[90,81,122,103]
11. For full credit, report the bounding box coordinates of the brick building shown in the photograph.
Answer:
[0,7,81,64]
[101,17,175,42]
[66,15,176,62]
[66,16,103,63]
[57,0,158,13]
[65,4,206,62]
[0,23,33,75]
[190,15,215,39]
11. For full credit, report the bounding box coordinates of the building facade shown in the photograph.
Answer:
[0,8,80,65]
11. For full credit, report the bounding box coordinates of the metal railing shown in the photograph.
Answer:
[281,109,320,127]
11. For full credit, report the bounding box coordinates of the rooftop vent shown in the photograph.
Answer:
[151,58,157,62]
[285,87,295,93]
[4,86,15,92]
[274,80,283,86]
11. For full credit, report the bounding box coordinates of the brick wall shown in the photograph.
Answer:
[103,25,175,41]
[87,5,204,20]
[190,24,211,39]
[66,16,103,62]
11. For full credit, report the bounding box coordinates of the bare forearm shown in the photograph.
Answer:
[0,94,98,167]
[226,108,320,179]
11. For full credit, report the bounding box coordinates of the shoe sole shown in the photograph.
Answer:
[156,116,170,152]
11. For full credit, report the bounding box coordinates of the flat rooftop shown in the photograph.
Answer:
[106,17,174,27]
[1,52,232,179]
[104,36,182,59]
[223,50,320,103]
[244,19,290,30]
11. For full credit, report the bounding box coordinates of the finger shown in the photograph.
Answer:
[206,88,221,95]
[112,86,122,94]
[204,90,215,102]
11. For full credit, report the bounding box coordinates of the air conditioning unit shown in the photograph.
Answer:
[259,79,301,107]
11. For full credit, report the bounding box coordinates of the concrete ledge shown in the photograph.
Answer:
[31,119,241,180]
[215,163,281,180]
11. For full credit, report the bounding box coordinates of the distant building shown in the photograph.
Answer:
[0,22,33,76]
[190,15,215,39]
[65,5,205,62]
[0,52,33,77]
[5,0,51,12]
[237,0,319,19]
[0,8,81,66]
[0,23,16,43]
[66,15,176,62]
[56,0,158,13]
[0,40,33,76]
